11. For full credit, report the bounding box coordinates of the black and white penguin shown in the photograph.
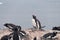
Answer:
[4,23,27,40]
[32,15,37,29]
[32,15,41,30]
[52,27,60,31]
[43,32,57,38]
[4,23,22,40]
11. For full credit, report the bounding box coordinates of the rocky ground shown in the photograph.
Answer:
[0,29,60,40]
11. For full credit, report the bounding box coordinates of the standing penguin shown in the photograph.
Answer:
[32,15,37,29]
[32,15,41,30]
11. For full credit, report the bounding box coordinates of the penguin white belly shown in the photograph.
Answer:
[32,19,36,27]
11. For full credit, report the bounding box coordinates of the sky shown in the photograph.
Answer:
[0,0,60,30]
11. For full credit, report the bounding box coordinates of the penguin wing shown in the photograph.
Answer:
[4,23,16,29]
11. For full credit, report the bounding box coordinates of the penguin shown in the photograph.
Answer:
[52,27,60,31]
[43,32,57,38]
[4,23,22,40]
[32,15,37,29]
[4,23,27,40]
[50,32,57,38]
[32,15,41,30]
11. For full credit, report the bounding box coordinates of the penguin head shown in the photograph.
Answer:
[12,27,18,32]
[32,15,36,19]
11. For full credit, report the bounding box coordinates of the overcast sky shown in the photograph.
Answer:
[0,0,60,30]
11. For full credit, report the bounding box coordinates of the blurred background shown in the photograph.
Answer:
[0,0,60,30]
